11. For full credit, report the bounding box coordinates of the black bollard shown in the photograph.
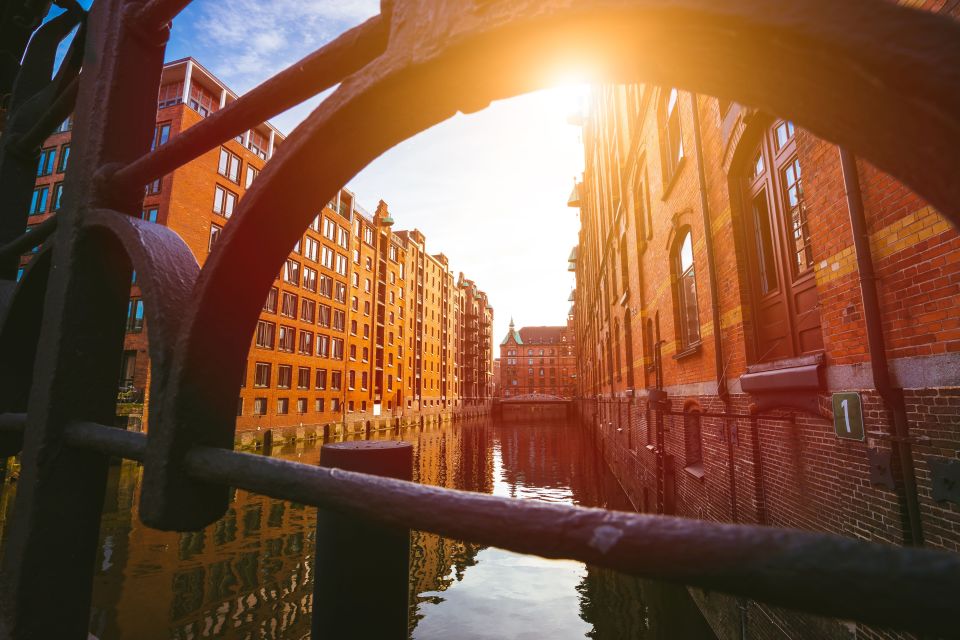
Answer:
[262,429,273,456]
[313,441,412,639]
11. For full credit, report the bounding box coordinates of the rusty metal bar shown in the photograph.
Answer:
[7,417,946,636]
[105,14,388,195]
[0,214,57,262]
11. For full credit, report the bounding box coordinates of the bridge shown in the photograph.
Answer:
[494,394,574,421]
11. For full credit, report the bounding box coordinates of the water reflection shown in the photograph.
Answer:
[0,418,715,639]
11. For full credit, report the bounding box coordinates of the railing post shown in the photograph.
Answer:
[313,441,412,639]
[0,0,166,636]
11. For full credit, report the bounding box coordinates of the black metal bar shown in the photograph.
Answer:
[0,214,56,262]
[13,76,78,153]
[105,15,388,195]
[25,435,918,637]
[134,0,194,31]
[314,441,412,639]
[62,421,146,462]
[0,413,26,433]
[0,0,165,635]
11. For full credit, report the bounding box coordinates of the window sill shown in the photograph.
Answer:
[672,341,702,361]
[660,156,688,201]
[684,463,705,480]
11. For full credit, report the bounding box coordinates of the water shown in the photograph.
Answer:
[0,417,716,639]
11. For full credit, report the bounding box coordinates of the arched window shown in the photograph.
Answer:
[614,320,622,383]
[684,406,703,471]
[661,88,685,182]
[742,120,823,362]
[624,310,635,389]
[674,229,701,349]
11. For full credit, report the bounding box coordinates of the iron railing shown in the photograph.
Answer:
[0,0,959,638]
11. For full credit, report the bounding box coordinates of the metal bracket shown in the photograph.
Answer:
[867,448,894,489]
[929,457,960,506]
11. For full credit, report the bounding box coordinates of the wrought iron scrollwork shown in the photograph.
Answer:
[0,1,958,638]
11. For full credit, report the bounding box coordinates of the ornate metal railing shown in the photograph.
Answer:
[0,0,959,638]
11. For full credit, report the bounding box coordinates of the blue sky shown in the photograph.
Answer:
[55,1,585,346]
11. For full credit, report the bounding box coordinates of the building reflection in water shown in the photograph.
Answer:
[0,418,714,639]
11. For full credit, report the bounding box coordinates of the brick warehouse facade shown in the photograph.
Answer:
[571,18,959,640]
[499,319,576,398]
[21,58,494,438]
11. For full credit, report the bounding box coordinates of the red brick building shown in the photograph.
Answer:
[571,64,959,640]
[23,58,493,436]
[499,319,576,398]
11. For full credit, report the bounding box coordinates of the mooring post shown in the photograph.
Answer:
[262,429,273,456]
[313,441,412,639]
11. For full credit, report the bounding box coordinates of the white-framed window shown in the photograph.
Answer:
[213,185,237,218]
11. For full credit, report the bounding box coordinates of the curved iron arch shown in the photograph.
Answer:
[143,0,960,528]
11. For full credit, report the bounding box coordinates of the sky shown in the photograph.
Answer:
[56,1,586,346]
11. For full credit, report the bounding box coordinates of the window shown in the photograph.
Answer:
[126,299,144,332]
[57,144,70,173]
[661,88,684,183]
[315,398,325,413]
[37,148,56,176]
[29,186,48,215]
[301,299,316,324]
[255,320,275,349]
[674,230,700,350]
[297,398,308,414]
[331,338,344,360]
[742,120,823,362]
[145,178,162,195]
[141,207,158,223]
[254,362,271,387]
[321,246,335,270]
[277,365,292,389]
[318,274,333,298]
[331,371,342,391]
[263,287,278,313]
[236,397,243,417]
[213,185,237,218]
[208,223,222,252]
[283,259,301,285]
[304,236,319,262]
[245,165,258,188]
[302,266,318,292]
[332,309,345,331]
[278,325,295,352]
[152,122,171,149]
[277,398,289,415]
[52,183,64,211]
[684,410,703,470]
[363,227,373,245]
[348,371,356,390]
[316,334,330,358]
[338,227,349,249]
[281,292,298,318]
[253,397,267,415]
[297,367,311,390]
[315,369,327,390]
[334,282,347,303]
[335,253,348,276]
[323,217,337,241]
[318,304,331,328]
[298,330,313,355]
[218,147,241,183]
[57,116,73,132]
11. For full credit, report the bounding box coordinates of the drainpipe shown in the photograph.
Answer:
[691,93,738,523]
[839,148,924,546]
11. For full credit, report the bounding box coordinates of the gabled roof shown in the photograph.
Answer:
[500,317,523,346]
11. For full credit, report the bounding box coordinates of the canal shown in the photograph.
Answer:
[0,417,716,639]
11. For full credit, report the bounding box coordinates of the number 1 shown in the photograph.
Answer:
[841,398,851,433]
